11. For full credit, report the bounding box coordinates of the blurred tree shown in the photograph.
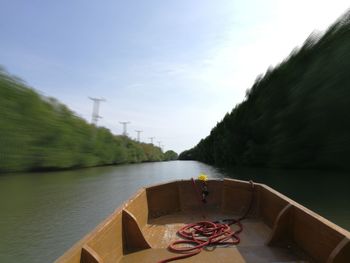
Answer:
[164,150,178,161]
[0,68,167,172]
[179,11,350,171]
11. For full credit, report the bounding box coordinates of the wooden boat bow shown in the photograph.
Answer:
[55,178,350,263]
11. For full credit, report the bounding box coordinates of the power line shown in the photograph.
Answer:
[135,130,143,142]
[119,121,130,136]
[149,137,155,145]
[89,97,106,126]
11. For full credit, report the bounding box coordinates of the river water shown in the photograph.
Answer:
[0,161,349,263]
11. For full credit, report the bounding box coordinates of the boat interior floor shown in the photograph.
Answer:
[120,211,310,263]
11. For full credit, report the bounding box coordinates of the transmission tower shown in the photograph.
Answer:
[119,122,130,136]
[149,137,155,145]
[135,130,143,142]
[157,141,161,148]
[89,97,105,125]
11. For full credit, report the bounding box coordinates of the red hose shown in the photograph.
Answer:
[157,180,255,263]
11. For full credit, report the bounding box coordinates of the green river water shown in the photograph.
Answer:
[0,160,349,263]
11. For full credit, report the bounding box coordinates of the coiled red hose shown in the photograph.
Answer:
[158,180,255,263]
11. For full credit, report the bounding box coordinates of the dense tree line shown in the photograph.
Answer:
[180,11,350,170]
[0,67,176,173]
[164,150,178,161]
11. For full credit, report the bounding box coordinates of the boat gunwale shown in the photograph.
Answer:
[54,187,147,263]
[258,182,350,238]
[54,178,350,263]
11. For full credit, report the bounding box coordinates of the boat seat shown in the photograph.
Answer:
[119,247,245,263]
[119,246,307,263]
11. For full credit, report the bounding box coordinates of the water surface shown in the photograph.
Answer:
[0,161,349,263]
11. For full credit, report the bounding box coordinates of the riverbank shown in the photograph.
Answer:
[0,67,177,173]
[180,11,350,171]
[0,161,349,263]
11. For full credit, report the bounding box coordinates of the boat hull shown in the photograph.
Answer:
[55,179,350,263]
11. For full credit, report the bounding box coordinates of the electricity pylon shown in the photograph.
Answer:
[120,121,130,136]
[89,97,105,125]
[149,137,155,145]
[135,130,142,142]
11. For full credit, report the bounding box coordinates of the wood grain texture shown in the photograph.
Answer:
[81,245,103,263]
[122,209,151,253]
[54,179,350,263]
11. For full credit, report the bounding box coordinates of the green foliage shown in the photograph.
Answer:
[164,150,178,161]
[0,68,167,172]
[140,143,164,162]
[178,150,193,160]
[180,11,350,170]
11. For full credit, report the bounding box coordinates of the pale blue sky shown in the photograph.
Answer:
[1,0,349,153]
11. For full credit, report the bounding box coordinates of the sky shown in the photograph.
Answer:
[0,0,349,154]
